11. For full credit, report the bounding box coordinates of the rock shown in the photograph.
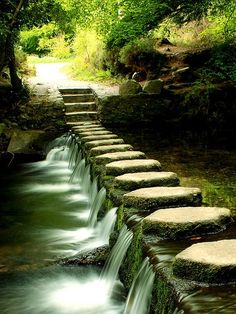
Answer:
[95,151,146,165]
[119,80,142,95]
[132,71,147,82]
[143,206,233,239]
[89,144,133,156]
[84,138,124,149]
[114,171,179,190]
[106,159,161,176]
[7,129,45,153]
[123,187,202,210]
[78,130,112,137]
[143,79,164,94]
[74,127,106,134]
[172,67,195,82]
[81,134,119,142]
[173,240,236,283]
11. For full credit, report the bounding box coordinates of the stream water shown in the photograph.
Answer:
[112,127,236,210]
[0,133,154,314]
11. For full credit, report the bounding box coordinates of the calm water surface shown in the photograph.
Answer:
[112,127,236,210]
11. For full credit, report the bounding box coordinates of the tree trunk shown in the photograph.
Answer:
[7,36,24,92]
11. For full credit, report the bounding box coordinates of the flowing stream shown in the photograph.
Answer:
[0,133,154,314]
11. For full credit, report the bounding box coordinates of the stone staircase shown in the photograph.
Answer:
[59,87,98,126]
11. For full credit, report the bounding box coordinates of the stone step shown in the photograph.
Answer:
[123,187,202,210]
[74,127,106,134]
[173,239,236,283]
[105,159,161,176]
[78,130,113,138]
[62,94,95,103]
[65,111,98,122]
[81,134,119,143]
[143,206,233,239]
[89,144,133,157]
[95,151,146,165]
[72,123,102,130]
[64,102,96,112]
[85,138,125,149]
[67,121,98,127]
[114,171,180,190]
[59,87,92,94]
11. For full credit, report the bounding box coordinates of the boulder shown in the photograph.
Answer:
[119,80,142,95]
[143,79,164,94]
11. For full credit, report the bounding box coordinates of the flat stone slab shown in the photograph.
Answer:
[173,240,236,283]
[85,138,124,149]
[89,144,133,156]
[78,130,112,138]
[114,171,179,190]
[123,187,202,210]
[74,127,106,134]
[95,151,146,164]
[81,134,119,142]
[106,159,161,176]
[143,207,232,239]
[72,124,102,130]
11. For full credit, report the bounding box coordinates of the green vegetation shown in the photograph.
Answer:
[0,0,235,90]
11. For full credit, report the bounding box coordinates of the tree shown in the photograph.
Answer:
[0,0,65,93]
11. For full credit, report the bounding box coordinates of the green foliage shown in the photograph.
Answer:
[20,23,58,55]
[208,44,236,85]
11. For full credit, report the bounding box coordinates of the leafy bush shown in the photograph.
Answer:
[20,23,58,55]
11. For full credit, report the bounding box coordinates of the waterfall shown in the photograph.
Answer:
[124,257,155,314]
[88,187,106,227]
[100,225,133,287]
[78,207,118,254]
[69,159,86,184]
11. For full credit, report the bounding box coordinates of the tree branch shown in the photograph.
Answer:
[10,0,25,28]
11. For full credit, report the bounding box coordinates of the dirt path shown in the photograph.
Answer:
[28,63,119,97]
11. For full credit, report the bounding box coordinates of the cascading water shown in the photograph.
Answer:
[101,225,133,289]
[124,257,155,314]
[0,132,155,314]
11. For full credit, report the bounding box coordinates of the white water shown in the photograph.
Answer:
[0,133,154,314]
[124,258,155,314]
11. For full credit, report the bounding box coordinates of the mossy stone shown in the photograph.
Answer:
[123,187,202,210]
[106,159,161,176]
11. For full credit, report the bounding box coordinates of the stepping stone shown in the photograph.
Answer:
[69,121,98,127]
[95,151,146,164]
[114,171,179,190]
[173,239,236,283]
[74,127,106,134]
[143,207,233,239]
[65,111,97,122]
[85,138,124,149]
[72,124,102,130]
[123,187,202,210]
[81,134,119,142]
[78,130,112,137]
[90,144,133,156]
[106,159,161,176]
